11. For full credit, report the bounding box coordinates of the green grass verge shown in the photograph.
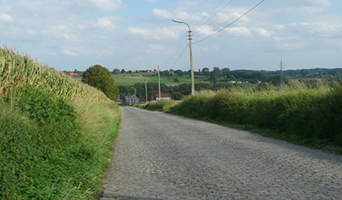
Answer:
[0,89,121,199]
[0,47,121,199]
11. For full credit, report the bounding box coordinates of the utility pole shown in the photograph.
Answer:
[188,28,195,96]
[145,79,148,103]
[172,19,195,95]
[280,60,284,87]
[158,66,161,100]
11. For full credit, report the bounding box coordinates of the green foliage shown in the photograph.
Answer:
[252,82,272,92]
[209,67,222,83]
[175,70,184,77]
[222,68,230,77]
[202,67,210,77]
[1,87,80,199]
[169,81,342,147]
[142,100,175,112]
[82,64,119,100]
[0,46,109,102]
[0,47,121,199]
[118,82,243,101]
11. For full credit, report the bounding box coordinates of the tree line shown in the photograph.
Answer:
[118,82,243,101]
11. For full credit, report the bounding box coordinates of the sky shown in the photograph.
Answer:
[0,0,341,72]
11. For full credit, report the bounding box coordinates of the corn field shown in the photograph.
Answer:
[0,46,110,102]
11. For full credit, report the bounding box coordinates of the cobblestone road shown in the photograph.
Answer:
[101,107,342,199]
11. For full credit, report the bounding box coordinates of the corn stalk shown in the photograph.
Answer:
[0,46,110,102]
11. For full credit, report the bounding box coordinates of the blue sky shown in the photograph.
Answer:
[0,0,341,72]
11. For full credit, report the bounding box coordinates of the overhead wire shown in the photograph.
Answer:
[163,0,233,69]
[160,0,230,70]
[193,0,264,45]
[194,0,250,36]
[169,45,189,69]
[158,0,264,70]
[193,0,234,33]
[192,0,227,30]
[160,37,188,67]
[204,0,249,28]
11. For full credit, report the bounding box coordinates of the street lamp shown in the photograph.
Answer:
[172,19,195,96]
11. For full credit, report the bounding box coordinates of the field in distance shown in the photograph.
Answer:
[112,73,210,86]
[112,73,258,92]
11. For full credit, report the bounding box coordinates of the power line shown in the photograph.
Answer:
[160,38,188,67]
[199,0,249,32]
[193,0,264,45]
[169,45,189,69]
[193,0,230,32]
[194,0,245,34]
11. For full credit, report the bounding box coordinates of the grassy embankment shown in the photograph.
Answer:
[0,47,121,199]
[139,81,342,151]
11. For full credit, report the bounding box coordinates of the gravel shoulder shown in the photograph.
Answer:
[101,106,342,199]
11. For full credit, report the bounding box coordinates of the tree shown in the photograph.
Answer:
[112,69,120,74]
[202,67,210,77]
[121,69,126,73]
[175,69,184,77]
[210,67,222,83]
[82,64,119,101]
[174,78,180,83]
[222,68,230,77]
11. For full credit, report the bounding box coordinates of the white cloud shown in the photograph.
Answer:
[225,27,253,37]
[151,8,203,23]
[93,18,116,30]
[149,44,164,50]
[275,16,342,39]
[273,24,285,31]
[282,0,331,7]
[63,49,77,56]
[275,0,332,14]
[90,0,123,11]
[252,27,271,37]
[1,0,341,71]
[214,11,252,26]
[145,44,165,54]
[273,37,305,50]
[176,1,199,7]
[196,25,215,36]
[0,13,13,21]
[127,27,179,40]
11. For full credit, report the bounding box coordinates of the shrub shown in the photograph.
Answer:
[169,81,342,147]
[143,100,175,112]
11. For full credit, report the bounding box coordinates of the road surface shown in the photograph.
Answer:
[101,107,342,199]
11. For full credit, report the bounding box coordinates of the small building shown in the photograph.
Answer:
[116,98,123,105]
[152,93,172,101]
[228,80,237,83]
[123,95,140,105]
[69,72,79,77]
